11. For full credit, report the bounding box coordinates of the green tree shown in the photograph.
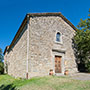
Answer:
[74,9,90,72]
[0,48,4,74]
[0,48,3,62]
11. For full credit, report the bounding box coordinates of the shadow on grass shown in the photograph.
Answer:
[0,84,17,90]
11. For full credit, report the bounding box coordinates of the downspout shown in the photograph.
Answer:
[26,15,30,79]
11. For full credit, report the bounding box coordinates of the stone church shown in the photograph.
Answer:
[4,13,78,79]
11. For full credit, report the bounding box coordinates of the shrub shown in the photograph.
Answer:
[85,60,90,72]
[0,61,4,74]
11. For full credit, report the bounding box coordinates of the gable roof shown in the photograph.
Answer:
[3,46,9,55]
[27,12,77,30]
[4,12,77,55]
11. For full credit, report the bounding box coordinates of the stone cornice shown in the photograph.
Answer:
[52,48,66,53]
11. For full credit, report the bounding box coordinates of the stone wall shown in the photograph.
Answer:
[4,24,27,78]
[28,16,77,78]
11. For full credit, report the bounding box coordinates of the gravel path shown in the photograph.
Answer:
[69,72,90,81]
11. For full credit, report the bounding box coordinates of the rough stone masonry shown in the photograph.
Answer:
[4,13,78,79]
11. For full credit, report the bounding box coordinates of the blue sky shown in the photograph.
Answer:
[0,0,90,52]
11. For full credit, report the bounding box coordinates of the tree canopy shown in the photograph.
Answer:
[0,48,3,62]
[74,9,90,72]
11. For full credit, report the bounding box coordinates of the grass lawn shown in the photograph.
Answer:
[0,75,90,90]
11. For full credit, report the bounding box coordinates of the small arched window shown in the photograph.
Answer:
[56,32,60,42]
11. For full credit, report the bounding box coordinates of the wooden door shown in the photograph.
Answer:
[55,56,61,73]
